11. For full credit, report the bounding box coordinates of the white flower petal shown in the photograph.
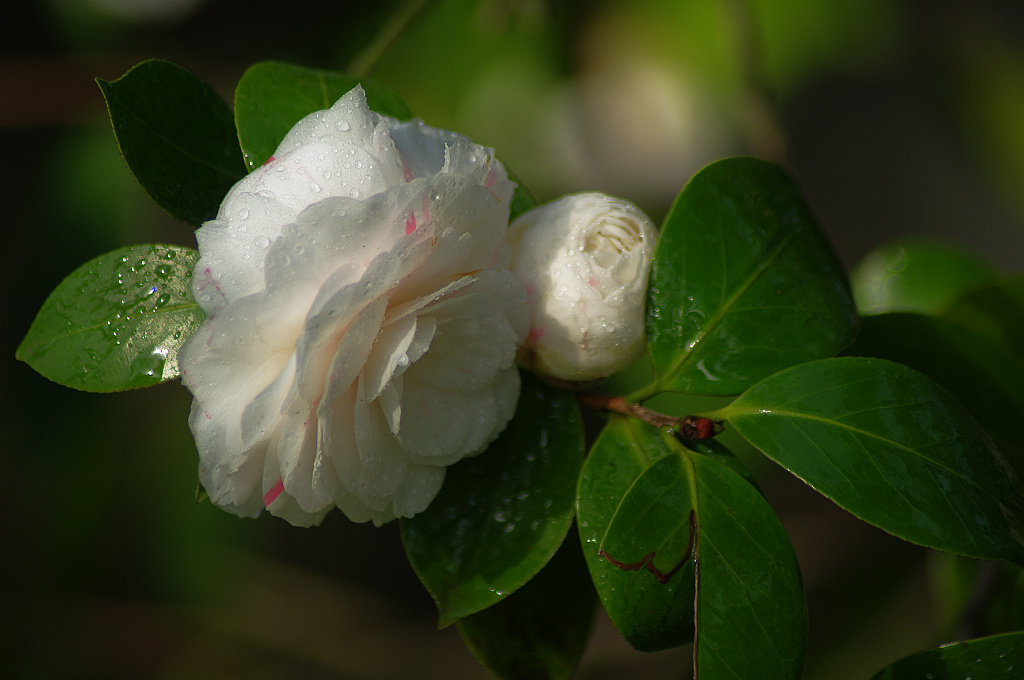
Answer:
[181,85,528,527]
[508,193,656,381]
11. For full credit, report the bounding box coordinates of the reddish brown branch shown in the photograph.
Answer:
[578,393,722,440]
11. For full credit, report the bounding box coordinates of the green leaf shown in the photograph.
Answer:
[97,59,246,227]
[852,238,998,315]
[870,631,1024,680]
[234,61,412,171]
[16,245,203,392]
[645,157,857,397]
[401,373,584,627]
[684,437,761,493]
[577,417,693,651]
[596,444,806,678]
[507,168,539,223]
[942,275,1024,362]
[844,313,1024,479]
[456,532,595,680]
[692,453,806,678]
[718,357,1024,564]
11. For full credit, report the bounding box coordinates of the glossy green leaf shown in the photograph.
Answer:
[692,452,806,678]
[942,275,1024,362]
[456,532,595,680]
[870,631,1024,679]
[685,437,761,493]
[845,313,1024,479]
[645,157,857,397]
[16,245,203,392]
[97,59,246,226]
[852,238,998,315]
[718,357,1024,564]
[596,445,806,678]
[234,61,412,171]
[577,417,693,651]
[401,374,584,627]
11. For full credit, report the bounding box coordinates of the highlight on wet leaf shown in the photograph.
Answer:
[870,631,1024,680]
[644,156,857,398]
[16,244,203,392]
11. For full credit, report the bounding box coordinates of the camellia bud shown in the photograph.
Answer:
[507,192,657,382]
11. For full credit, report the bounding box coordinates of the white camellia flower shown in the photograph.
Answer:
[507,193,656,382]
[178,87,529,527]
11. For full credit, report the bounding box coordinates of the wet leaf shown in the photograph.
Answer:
[845,312,1024,479]
[719,357,1024,564]
[402,374,584,626]
[646,157,856,397]
[97,59,246,226]
[576,417,693,651]
[587,421,807,676]
[456,534,595,680]
[870,631,1024,679]
[17,245,203,392]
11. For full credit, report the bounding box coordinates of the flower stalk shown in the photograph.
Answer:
[577,393,722,440]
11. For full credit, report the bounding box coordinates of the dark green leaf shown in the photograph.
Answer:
[684,437,761,493]
[845,313,1024,479]
[456,532,595,680]
[645,157,857,397]
[401,374,584,627]
[870,631,1024,680]
[719,357,1024,564]
[852,238,998,315]
[234,61,412,171]
[942,275,1024,362]
[576,417,694,651]
[690,452,806,679]
[16,245,203,392]
[597,446,806,677]
[97,59,246,226]
[599,451,697,584]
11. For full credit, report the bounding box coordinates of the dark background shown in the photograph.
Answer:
[4,1,1024,677]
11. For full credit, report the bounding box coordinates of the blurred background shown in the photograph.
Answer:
[4,0,1024,677]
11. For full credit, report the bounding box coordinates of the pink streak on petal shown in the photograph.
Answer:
[486,246,500,268]
[588,277,598,288]
[405,212,417,235]
[421,195,431,222]
[403,164,413,182]
[263,478,284,507]
[263,155,276,166]
[529,326,547,341]
[485,166,498,189]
